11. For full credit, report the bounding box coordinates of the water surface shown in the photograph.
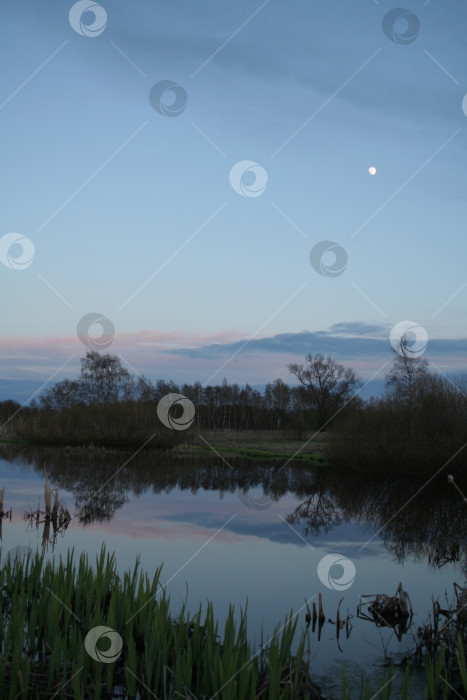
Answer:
[1,446,465,697]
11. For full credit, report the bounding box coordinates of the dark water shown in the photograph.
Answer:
[0,446,465,697]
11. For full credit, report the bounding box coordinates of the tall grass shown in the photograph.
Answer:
[0,546,317,699]
[4,402,192,449]
[1,547,466,699]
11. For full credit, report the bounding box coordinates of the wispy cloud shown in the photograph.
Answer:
[0,329,245,383]
[166,326,391,360]
[2,324,467,402]
[0,329,245,357]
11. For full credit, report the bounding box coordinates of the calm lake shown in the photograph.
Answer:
[1,445,465,698]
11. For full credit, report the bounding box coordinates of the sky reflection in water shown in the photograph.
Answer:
[0,448,465,696]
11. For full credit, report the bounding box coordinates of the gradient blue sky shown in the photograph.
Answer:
[1,0,467,400]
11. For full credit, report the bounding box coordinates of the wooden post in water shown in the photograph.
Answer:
[44,465,51,518]
[0,487,4,541]
[318,593,325,641]
[312,602,317,632]
[42,517,50,550]
[51,489,59,521]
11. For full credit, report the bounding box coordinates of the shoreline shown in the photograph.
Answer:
[0,429,331,463]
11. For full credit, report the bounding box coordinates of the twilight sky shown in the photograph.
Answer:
[1,0,467,401]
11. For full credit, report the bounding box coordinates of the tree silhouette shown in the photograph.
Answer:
[288,353,362,427]
[385,340,429,408]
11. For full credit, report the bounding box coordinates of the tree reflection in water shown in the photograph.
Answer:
[286,489,343,536]
[3,447,467,664]
[74,485,128,525]
[2,447,467,570]
[288,470,467,572]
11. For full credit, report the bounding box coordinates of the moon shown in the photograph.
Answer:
[368,166,376,176]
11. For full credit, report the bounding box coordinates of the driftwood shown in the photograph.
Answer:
[357,582,413,641]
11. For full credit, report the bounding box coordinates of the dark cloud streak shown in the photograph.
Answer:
[166,325,467,362]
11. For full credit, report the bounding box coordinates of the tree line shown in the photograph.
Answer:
[1,351,354,437]
[1,345,467,472]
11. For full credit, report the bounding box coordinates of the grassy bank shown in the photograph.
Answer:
[1,426,331,464]
[1,547,466,699]
[175,429,331,465]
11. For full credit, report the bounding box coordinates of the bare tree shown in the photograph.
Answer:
[385,340,429,409]
[134,375,157,402]
[265,378,291,429]
[288,353,362,427]
[80,351,132,405]
[39,379,83,410]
